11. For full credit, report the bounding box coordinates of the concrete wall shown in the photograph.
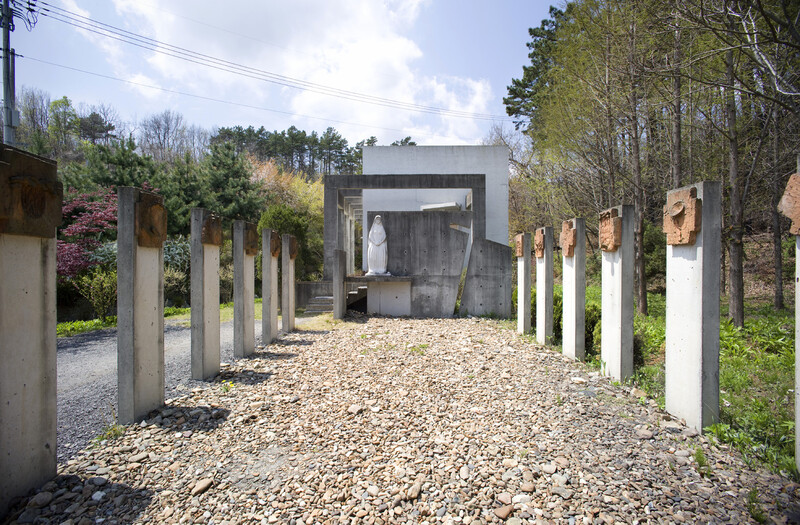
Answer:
[361,145,508,271]
[0,235,57,518]
[461,238,513,318]
[368,210,471,317]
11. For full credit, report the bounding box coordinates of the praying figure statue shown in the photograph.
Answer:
[366,215,389,275]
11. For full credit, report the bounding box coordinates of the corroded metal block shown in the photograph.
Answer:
[269,230,281,258]
[534,228,545,259]
[0,146,62,238]
[599,208,622,252]
[514,233,525,258]
[244,222,259,256]
[135,191,167,248]
[663,186,702,246]
[200,211,223,246]
[779,173,800,235]
[560,220,577,257]
[289,235,299,260]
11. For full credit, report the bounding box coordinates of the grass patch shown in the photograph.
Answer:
[629,292,796,478]
[57,317,117,337]
[92,422,125,446]
[407,343,428,355]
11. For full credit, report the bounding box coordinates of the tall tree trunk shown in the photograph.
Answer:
[770,109,784,309]
[726,43,745,327]
[631,108,648,315]
[671,19,682,188]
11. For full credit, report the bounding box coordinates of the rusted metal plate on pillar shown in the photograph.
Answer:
[244,222,259,256]
[135,191,167,248]
[663,186,702,246]
[779,174,800,235]
[560,220,577,257]
[514,233,525,257]
[0,145,62,238]
[269,230,281,258]
[599,208,622,252]
[201,211,223,246]
[534,228,545,258]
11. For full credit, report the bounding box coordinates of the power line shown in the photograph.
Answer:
[38,1,513,123]
[21,54,473,141]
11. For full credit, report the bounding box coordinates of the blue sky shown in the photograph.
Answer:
[13,0,554,145]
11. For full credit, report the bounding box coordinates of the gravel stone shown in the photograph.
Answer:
[4,315,794,524]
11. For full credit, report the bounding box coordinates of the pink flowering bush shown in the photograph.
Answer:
[57,188,118,279]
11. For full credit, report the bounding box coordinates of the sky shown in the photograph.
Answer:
[11,0,554,146]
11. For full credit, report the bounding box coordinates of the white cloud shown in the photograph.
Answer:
[67,0,494,144]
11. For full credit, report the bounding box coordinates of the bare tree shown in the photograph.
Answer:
[139,109,187,162]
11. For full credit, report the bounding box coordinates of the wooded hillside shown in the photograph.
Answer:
[501,0,799,326]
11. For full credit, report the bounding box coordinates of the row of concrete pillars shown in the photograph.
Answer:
[0,176,298,516]
[516,181,722,436]
[120,188,299,424]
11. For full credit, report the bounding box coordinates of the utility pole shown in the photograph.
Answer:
[2,0,16,145]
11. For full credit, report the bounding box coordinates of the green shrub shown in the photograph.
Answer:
[584,302,601,355]
[74,268,117,322]
[164,235,191,273]
[164,266,190,307]
[219,264,234,304]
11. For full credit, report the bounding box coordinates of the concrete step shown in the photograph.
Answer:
[306,295,334,313]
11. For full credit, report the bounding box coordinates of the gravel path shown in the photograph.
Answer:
[56,318,262,464]
[9,315,800,524]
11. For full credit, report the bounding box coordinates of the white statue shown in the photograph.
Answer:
[366,215,389,275]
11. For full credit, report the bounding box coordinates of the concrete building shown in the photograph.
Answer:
[323,145,511,318]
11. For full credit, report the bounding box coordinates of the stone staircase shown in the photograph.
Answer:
[304,285,368,314]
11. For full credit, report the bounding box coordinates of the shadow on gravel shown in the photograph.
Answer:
[56,328,117,352]
[254,351,297,361]
[219,369,275,386]
[2,474,153,525]
[145,405,231,435]
[273,337,315,346]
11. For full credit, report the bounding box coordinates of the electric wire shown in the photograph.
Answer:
[37,1,512,122]
[21,54,469,140]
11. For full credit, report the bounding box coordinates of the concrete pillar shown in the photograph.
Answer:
[664,182,721,432]
[534,226,553,344]
[333,249,347,319]
[233,220,257,358]
[348,216,355,274]
[262,228,280,345]
[561,218,586,360]
[190,208,222,380]
[599,205,634,381]
[118,187,167,424]
[282,234,298,332]
[515,233,531,334]
[0,147,61,518]
[777,173,800,468]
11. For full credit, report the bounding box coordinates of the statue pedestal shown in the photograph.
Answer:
[347,275,412,316]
